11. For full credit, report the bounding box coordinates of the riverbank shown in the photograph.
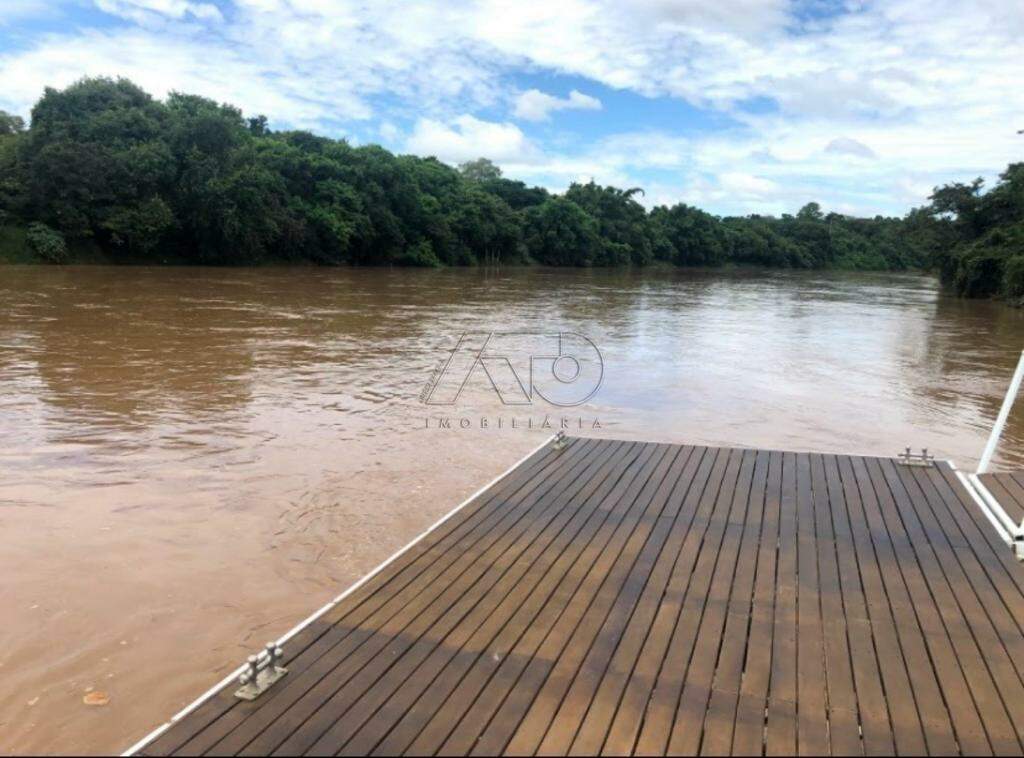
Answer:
[0,225,109,265]
[0,223,927,273]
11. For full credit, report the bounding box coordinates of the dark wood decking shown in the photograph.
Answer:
[136,436,1024,756]
[979,472,1024,527]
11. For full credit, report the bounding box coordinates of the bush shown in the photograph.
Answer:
[26,222,68,263]
[1003,256,1024,298]
[395,240,441,267]
[956,254,1003,298]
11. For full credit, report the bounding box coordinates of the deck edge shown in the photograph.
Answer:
[955,468,1016,545]
[119,432,557,757]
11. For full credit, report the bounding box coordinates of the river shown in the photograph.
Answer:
[1,265,1023,754]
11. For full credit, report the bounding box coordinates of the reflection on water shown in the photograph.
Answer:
[1,265,1023,754]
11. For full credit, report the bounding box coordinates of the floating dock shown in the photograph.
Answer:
[127,435,1024,756]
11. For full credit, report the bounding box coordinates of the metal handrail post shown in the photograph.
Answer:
[978,350,1024,474]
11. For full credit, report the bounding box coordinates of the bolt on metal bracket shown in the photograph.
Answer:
[897,447,935,467]
[234,642,287,700]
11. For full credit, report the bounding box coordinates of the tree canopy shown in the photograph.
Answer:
[929,163,1024,298]
[0,76,1013,292]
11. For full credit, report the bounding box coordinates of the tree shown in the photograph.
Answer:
[19,77,173,251]
[0,110,25,135]
[523,198,602,266]
[651,204,727,266]
[479,177,548,209]
[565,182,653,265]
[449,188,523,264]
[0,75,1005,293]
[458,157,502,183]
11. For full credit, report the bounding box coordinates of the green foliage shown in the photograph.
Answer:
[0,110,25,136]
[1,76,1003,285]
[458,157,502,183]
[103,196,174,254]
[26,222,68,263]
[0,225,32,262]
[478,178,548,210]
[565,182,653,265]
[930,164,1024,299]
[1003,256,1024,299]
[652,204,727,265]
[449,187,524,264]
[395,239,442,267]
[523,197,603,266]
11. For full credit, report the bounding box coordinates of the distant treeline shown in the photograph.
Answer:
[0,78,1020,297]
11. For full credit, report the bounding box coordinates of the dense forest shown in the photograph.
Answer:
[0,78,1020,298]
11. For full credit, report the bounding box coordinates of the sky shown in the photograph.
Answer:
[0,0,1021,217]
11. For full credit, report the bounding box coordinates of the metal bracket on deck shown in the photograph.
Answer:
[234,643,287,700]
[1014,536,1024,562]
[897,447,935,467]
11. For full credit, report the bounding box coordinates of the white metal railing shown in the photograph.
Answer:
[978,350,1024,474]
[963,349,1024,558]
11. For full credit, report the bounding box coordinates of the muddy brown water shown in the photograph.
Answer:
[1,265,1023,754]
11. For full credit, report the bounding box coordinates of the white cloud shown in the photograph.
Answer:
[0,28,364,126]
[825,137,877,160]
[95,0,223,23]
[512,89,601,121]
[404,114,538,164]
[0,0,1021,215]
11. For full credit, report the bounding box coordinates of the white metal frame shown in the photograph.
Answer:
[956,468,1016,545]
[120,433,557,757]
[956,350,1024,558]
[978,350,1024,475]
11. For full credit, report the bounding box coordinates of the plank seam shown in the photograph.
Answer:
[120,432,556,757]
[298,440,647,754]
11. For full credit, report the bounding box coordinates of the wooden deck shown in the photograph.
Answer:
[979,472,1024,527]
[133,436,1024,756]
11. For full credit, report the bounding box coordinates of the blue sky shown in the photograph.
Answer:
[1,0,1022,217]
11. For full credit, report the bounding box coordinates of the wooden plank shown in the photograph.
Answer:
[821,454,894,757]
[407,438,671,758]
[931,466,1024,637]
[425,441,683,757]
[809,453,862,756]
[370,444,703,755]
[356,445,701,756]
[731,449,783,756]
[466,443,692,756]
[665,449,760,756]
[510,444,698,755]
[211,437,632,756]
[138,440,1024,758]
[863,457,993,755]
[765,450,798,756]
[631,447,746,755]
[980,473,1024,525]
[839,455,934,755]
[693,450,770,756]
[339,443,688,757]
[794,453,829,756]
[595,447,733,756]
[143,437,570,756]
[562,446,712,757]
[890,462,1024,753]
[257,440,654,756]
